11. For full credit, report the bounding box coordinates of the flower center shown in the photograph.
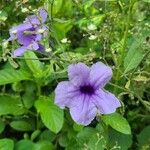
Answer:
[80,85,95,95]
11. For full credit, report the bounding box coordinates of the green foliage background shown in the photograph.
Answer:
[0,0,150,149]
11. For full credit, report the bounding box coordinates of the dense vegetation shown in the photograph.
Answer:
[0,0,150,149]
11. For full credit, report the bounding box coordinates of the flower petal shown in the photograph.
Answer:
[25,15,40,26]
[68,63,90,86]
[13,46,27,57]
[38,8,48,23]
[16,30,37,46]
[70,94,97,125]
[27,41,39,50]
[8,23,32,41]
[89,62,112,89]
[92,89,121,114]
[55,81,80,109]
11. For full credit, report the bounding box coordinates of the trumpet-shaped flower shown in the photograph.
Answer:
[8,8,48,57]
[55,62,121,125]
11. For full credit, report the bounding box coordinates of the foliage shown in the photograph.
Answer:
[0,0,150,149]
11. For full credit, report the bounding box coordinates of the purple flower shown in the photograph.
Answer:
[8,8,48,57]
[55,62,121,125]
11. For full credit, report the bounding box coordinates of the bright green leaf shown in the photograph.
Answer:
[0,65,31,85]
[0,139,14,150]
[24,51,43,78]
[0,95,26,116]
[35,96,64,133]
[102,113,131,134]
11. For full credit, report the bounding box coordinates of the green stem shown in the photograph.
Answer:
[113,0,133,93]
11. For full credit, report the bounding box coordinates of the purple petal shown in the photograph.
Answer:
[8,23,32,41]
[38,8,48,23]
[55,81,80,109]
[13,46,27,57]
[68,63,90,86]
[27,41,39,50]
[92,89,121,114]
[89,62,112,89]
[35,34,42,41]
[25,15,40,26]
[70,94,97,125]
[16,30,37,46]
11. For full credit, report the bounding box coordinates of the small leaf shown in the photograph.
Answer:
[24,51,43,78]
[0,95,26,116]
[35,96,64,133]
[124,30,149,73]
[133,75,149,82]
[0,139,14,150]
[102,113,131,134]
[10,120,33,131]
[31,130,41,141]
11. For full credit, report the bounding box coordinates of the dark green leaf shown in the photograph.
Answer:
[10,120,33,131]
[137,125,150,150]
[0,119,5,133]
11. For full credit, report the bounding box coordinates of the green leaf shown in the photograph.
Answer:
[0,10,8,21]
[108,129,132,150]
[137,125,150,149]
[33,141,53,150]
[0,139,14,150]
[0,95,26,116]
[124,30,150,73]
[35,96,64,133]
[102,113,131,134]
[39,129,56,142]
[31,130,41,141]
[15,140,34,150]
[0,65,31,85]
[87,133,106,150]
[24,51,43,78]
[73,123,84,132]
[58,133,69,147]
[77,127,97,143]
[142,0,150,2]
[53,19,73,39]
[10,120,33,131]
[46,0,63,16]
